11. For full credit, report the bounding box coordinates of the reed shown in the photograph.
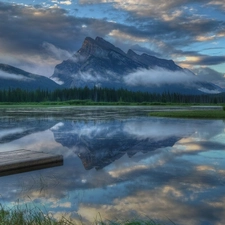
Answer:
[149,110,225,119]
[0,204,166,225]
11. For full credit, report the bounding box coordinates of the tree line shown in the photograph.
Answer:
[0,87,225,104]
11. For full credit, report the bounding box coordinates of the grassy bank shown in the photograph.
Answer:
[0,100,179,107]
[149,109,225,119]
[0,205,164,225]
[0,100,223,107]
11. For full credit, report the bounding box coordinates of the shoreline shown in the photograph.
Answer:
[0,105,223,116]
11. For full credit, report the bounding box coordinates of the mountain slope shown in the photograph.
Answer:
[0,64,60,91]
[51,37,223,94]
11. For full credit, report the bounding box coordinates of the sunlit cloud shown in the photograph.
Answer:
[108,30,149,43]
[51,202,72,208]
[162,185,183,198]
[196,35,216,42]
[161,9,184,21]
[208,1,225,10]
[80,0,189,19]
[178,55,225,67]
[196,165,216,172]
[173,142,203,152]
[49,4,60,9]
[77,188,201,225]
[108,164,149,178]
[60,1,72,5]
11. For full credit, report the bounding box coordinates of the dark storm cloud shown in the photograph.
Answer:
[1,1,224,56]
[0,2,86,53]
[0,2,142,74]
[197,56,225,65]
[78,1,225,64]
[126,10,225,46]
[0,0,225,76]
[0,2,148,56]
[183,55,225,66]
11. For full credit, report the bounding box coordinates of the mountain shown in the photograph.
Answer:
[0,63,60,91]
[51,37,223,94]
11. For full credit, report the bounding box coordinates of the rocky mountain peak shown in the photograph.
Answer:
[95,36,115,50]
[95,36,126,56]
[127,49,140,61]
[77,36,126,59]
[50,36,223,95]
[77,37,98,56]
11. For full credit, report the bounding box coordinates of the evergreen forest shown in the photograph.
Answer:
[0,87,225,104]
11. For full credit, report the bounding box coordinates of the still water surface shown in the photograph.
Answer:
[0,107,225,225]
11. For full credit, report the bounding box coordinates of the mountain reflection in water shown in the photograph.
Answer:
[51,118,195,170]
[0,114,225,225]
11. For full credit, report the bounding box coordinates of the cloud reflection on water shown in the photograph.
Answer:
[0,116,225,225]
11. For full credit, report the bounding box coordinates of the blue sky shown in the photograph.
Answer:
[0,0,225,86]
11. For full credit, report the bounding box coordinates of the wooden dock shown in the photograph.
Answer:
[0,149,63,176]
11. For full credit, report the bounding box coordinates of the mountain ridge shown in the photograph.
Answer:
[51,36,223,94]
[0,63,60,91]
[0,37,224,94]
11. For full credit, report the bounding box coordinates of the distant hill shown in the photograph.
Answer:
[0,63,60,91]
[51,36,224,95]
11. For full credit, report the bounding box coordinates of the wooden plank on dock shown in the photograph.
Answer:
[0,149,63,176]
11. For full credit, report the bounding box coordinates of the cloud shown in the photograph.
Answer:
[0,71,32,81]
[124,67,198,87]
[180,55,225,66]
[208,0,225,11]
[79,0,225,67]
[42,42,73,60]
[60,1,72,5]
[75,71,106,82]
[0,0,224,78]
[109,30,149,43]
[0,2,110,75]
[51,202,72,208]
[50,76,65,85]
[123,120,194,141]
[79,0,205,17]
[51,0,72,5]
[193,67,225,87]
[50,122,65,131]
[0,128,25,139]
[1,115,225,225]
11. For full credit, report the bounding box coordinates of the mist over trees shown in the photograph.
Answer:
[0,86,225,104]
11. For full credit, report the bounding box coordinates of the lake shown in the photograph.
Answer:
[0,106,225,225]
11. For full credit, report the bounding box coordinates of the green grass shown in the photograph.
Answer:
[0,204,71,225]
[0,101,169,107]
[0,204,167,225]
[0,100,221,107]
[149,109,225,119]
